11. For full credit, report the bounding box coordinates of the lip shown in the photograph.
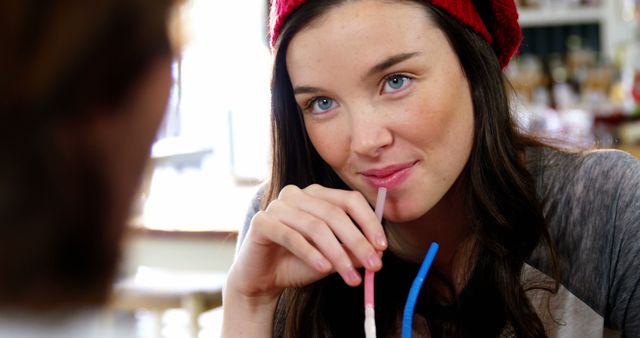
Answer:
[360,161,417,189]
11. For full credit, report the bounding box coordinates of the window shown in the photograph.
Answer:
[138,0,271,232]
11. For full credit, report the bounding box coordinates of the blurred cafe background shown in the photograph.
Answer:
[103,0,640,337]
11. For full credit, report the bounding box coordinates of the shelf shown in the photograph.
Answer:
[519,6,605,27]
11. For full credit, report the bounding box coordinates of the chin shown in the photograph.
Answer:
[386,196,436,222]
[383,209,423,224]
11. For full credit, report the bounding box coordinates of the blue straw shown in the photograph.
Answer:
[401,242,439,338]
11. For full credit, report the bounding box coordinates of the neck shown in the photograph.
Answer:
[384,178,474,293]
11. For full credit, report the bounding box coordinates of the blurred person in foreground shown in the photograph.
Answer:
[0,0,179,336]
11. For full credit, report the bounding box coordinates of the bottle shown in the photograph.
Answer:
[621,17,640,116]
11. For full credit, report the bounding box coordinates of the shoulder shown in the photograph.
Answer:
[529,146,640,237]
[570,148,639,180]
[238,182,268,250]
[527,147,640,332]
[533,146,638,173]
[528,147,640,200]
[542,148,640,218]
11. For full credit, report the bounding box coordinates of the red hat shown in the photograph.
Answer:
[269,0,522,69]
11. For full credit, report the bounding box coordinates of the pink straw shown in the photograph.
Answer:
[374,187,387,222]
[364,270,375,306]
[364,187,386,306]
[364,187,386,337]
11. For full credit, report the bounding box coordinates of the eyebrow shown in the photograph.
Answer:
[293,85,321,95]
[363,51,421,81]
[292,51,421,95]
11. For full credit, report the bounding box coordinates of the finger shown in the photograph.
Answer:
[279,186,382,272]
[267,199,363,286]
[299,185,385,266]
[344,244,384,269]
[252,211,332,275]
[305,185,388,252]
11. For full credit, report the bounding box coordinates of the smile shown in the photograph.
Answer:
[361,161,417,190]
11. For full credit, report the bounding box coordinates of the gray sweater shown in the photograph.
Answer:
[524,148,640,337]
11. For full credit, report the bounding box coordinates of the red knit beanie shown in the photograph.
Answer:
[269,0,522,69]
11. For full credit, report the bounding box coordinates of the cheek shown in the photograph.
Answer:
[402,85,474,172]
[422,48,474,146]
[305,119,351,168]
[395,101,452,148]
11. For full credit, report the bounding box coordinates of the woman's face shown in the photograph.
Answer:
[286,0,474,223]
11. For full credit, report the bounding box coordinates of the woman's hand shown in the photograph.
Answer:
[222,184,387,337]
[226,183,387,302]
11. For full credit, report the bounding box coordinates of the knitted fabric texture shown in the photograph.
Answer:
[268,0,522,69]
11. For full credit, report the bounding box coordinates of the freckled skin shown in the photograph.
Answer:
[287,0,474,226]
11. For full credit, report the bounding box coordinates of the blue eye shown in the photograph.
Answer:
[310,97,337,114]
[382,75,411,93]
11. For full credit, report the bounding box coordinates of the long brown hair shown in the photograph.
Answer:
[0,0,176,311]
[266,0,558,337]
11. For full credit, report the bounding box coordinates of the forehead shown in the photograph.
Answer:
[286,0,446,81]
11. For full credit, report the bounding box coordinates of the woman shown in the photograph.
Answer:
[0,0,179,336]
[223,0,640,337]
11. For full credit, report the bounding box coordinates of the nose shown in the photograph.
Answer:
[349,104,393,157]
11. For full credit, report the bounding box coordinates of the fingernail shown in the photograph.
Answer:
[347,269,361,285]
[367,253,381,269]
[316,258,330,272]
[375,233,387,248]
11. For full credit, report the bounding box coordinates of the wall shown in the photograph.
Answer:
[121,233,238,276]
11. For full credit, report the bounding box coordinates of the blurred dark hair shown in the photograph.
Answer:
[266,0,558,337]
[0,0,176,311]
